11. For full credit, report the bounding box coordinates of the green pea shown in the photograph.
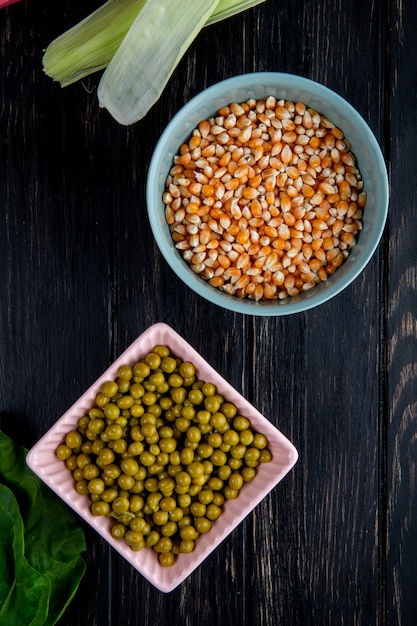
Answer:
[130,517,147,532]
[175,417,190,433]
[228,457,242,470]
[180,525,198,541]
[146,530,160,547]
[125,530,145,548]
[224,486,239,500]
[179,362,196,379]
[221,402,237,418]
[212,492,225,507]
[207,432,223,448]
[104,424,123,440]
[170,387,187,404]
[210,450,227,467]
[210,412,227,430]
[186,426,201,444]
[92,439,105,455]
[149,371,166,387]
[118,364,133,380]
[161,356,178,373]
[101,380,119,398]
[142,391,157,406]
[129,404,144,418]
[208,476,223,491]
[181,405,196,420]
[160,396,173,411]
[75,479,89,495]
[198,489,214,505]
[153,510,169,526]
[83,463,100,480]
[223,430,240,446]
[230,444,246,459]
[245,447,261,463]
[259,449,272,463]
[91,501,110,516]
[228,473,244,490]
[133,361,151,379]
[95,393,110,408]
[153,345,170,358]
[187,462,205,478]
[206,503,222,520]
[110,438,127,454]
[144,352,161,370]
[188,388,204,405]
[159,552,175,566]
[169,507,184,523]
[65,431,82,449]
[202,383,216,397]
[88,478,105,495]
[111,524,126,540]
[127,441,144,456]
[104,403,120,421]
[217,464,232,481]
[117,395,134,409]
[76,453,91,469]
[242,466,257,482]
[179,539,195,554]
[233,416,251,431]
[168,373,184,388]
[253,433,268,449]
[204,395,221,413]
[161,521,177,537]
[102,487,118,502]
[56,444,72,460]
[195,517,212,534]
[139,451,156,467]
[197,443,213,459]
[88,418,106,435]
[175,471,192,488]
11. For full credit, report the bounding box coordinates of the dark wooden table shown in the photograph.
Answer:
[1,0,416,624]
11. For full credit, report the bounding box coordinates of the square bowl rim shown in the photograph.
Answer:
[26,322,298,592]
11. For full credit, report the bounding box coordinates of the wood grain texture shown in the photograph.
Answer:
[1,0,415,624]
[387,1,417,625]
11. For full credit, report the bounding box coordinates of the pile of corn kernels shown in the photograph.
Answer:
[163,97,366,301]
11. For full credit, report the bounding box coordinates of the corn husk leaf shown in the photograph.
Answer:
[43,0,147,87]
[43,0,267,88]
[97,0,220,125]
[207,0,267,25]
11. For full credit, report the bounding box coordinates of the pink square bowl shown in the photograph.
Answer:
[26,322,298,592]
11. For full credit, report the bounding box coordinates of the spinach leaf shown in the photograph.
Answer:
[0,484,51,626]
[0,430,86,625]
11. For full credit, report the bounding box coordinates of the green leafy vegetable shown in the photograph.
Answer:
[43,0,148,87]
[43,0,267,88]
[97,0,220,125]
[0,429,86,626]
[0,485,50,626]
[43,0,268,124]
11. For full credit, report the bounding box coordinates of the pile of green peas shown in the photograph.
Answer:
[56,345,272,567]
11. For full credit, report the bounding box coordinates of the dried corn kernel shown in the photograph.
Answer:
[163,98,365,301]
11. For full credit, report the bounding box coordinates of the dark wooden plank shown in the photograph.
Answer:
[244,0,388,624]
[0,0,397,625]
[386,1,417,625]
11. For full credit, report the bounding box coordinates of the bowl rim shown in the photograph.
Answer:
[26,322,298,592]
[146,71,389,316]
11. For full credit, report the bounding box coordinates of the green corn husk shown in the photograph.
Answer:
[43,0,147,87]
[43,0,267,87]
[97,0,220,125]
[207,0,267,25]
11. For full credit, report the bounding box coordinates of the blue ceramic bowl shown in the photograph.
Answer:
[146,72,389,316]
